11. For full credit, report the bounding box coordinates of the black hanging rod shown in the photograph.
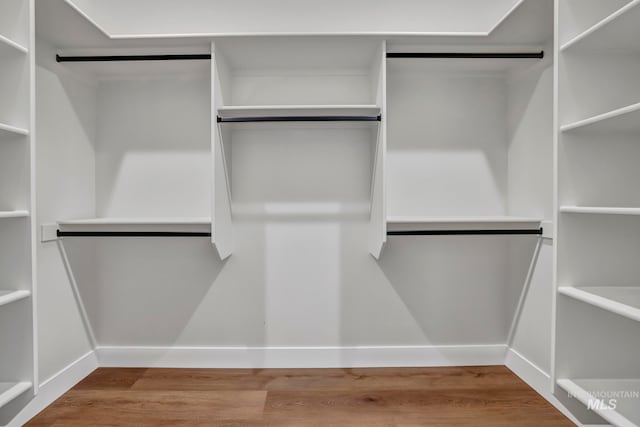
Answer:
[387,51,544,59]
[56,54,212,63]
[57,230,211,238]
[217,115,382,123]
[387,228,543,236]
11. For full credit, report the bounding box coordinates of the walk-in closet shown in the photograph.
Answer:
[0,0,638,425]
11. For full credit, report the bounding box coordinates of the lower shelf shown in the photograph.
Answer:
[0,382,31,409]
[558,286,640,323]
[0,290,31,308]
[557,379,640,427]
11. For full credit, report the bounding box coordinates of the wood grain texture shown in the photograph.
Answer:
[26,366,573,426]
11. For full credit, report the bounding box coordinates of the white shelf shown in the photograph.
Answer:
[0,122,29,137]
[0,382,31,409]
[559,286,640,323]
[218,104,380,119]
[0,34,28,57]
[0,210,29,219]
[58,217,211,226]
[561,102,640,134]
[557,379,640,427]
[387,216,542,231]
[0,290,30,308]
[561,0,640,52]
[560,206,640,216]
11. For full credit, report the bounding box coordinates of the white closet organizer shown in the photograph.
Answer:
[556,1,640,426]
[385,50,549,239]
[0,0,36,423]
[52,50,214,242]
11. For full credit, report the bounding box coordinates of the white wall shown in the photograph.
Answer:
[35,41,95,382]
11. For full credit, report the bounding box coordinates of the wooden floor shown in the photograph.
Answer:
[27,366,573,426]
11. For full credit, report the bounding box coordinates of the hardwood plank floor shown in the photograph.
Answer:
[26,366,573,426]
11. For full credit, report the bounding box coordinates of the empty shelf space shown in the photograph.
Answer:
[559,286,640,322]
[557,378,640,427]
[58,217,211,226]
[0,210,29,219]
[0,290,30,308]
[561,0,640,52]
[561,102,640,133]
[0,382,31,409]
[217,105,381,123]
[387,216,543,234]
[0,33,28,57]
[0,122,29,137]
[560,206,640,216]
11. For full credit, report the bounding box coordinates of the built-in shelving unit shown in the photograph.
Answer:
[557,378,640,427]
[0,0,36,420]
[555,1,640,424]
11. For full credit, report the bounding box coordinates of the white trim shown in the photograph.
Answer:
[96,344,508,368]
[505,348,580,426]
[8,351,98,427]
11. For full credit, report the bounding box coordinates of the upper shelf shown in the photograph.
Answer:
[561,0,640,52]
[560,207,640,216]
[58,217,211,226]
[387,216,542,233]
[218,105,380,119]
[0,290,31,308]
[217,105,382,127]
[559,286,640,323]
[561,102,640,134]
[0,33,27,57]
[0,211,29,219]
[0,122,29,138]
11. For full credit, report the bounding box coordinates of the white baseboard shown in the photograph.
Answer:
[97,344,508,368]
[9,350,98,427]
[505,348,581,426]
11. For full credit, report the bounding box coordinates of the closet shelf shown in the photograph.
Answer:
[560,206,640,216]
[217,105,381,125]
[561,0,640,52]
[0,34,28,57]
[557,379,640,427]
[0,290,31,308]
[57,218,212,238]
[0,382,31,409]
[387,216,542,234]
[0,122,29,137]
[561,102,640,133]
[559,286,640,323]
[58,217,211,226]
[0,210,29,219]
